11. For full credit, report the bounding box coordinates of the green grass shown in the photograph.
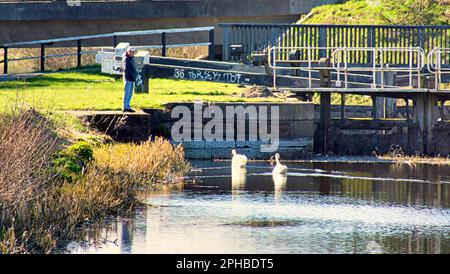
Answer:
[302,0,449,25]
[0,66,282,111]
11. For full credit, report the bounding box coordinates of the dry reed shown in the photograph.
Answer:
[93,138,190,186]
[0,107,189,253]
[377,146,450,166]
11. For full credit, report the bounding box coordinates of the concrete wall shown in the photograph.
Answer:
[73,103,450,159]
[160,102,315,159]
[0,0,339,45]
[314,104,450,156]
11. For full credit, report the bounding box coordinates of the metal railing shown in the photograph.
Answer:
[268,46,334,88]
[427,47,450,91]
[221,24,450,65]
[269,46,427,90]
[332,47,425,89]
[1,26,215,74]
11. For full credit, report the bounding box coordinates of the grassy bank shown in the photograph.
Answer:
[0,66,284,111]
[302,0,449,25]
[0,106,189,253]
[0,66,375,109]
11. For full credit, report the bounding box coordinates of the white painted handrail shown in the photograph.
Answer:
[268,46,336,88]
[427,47,450,91]
[332,47,425,89]
[269,46,425,89]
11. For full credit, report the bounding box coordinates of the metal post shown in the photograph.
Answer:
[344,50,348,89]
[161,32,167,57]
[436,50,441,91]
[418,27,425,49]
[208,29,215,60]
[368,27,375,63]
[319,92,331,154]
[380,48,384,88]
[417,49,422,89]
[77,40,82,68]
[372,95,378,119]
[222,26,230,61]
[372,48,377,88]
[308,47,312,88]
[318,27,327,58]
[3,47,7,74]
[113,35,118,48]
[340,94,345,120]
[273,48,277,88]
[40,43,45,72]
[405,98,410,121]
[409,48,413,88]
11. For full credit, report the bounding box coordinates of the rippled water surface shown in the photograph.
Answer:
[72,161,450,254]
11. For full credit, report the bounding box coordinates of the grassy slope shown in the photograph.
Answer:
[303,0,449,25]
[0,66,282,111]
[300,0,449,105]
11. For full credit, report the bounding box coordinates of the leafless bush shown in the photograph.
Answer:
[0,108,62,207]
[0,107,189,253]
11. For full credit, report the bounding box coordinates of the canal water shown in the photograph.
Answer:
[71,161,450,254]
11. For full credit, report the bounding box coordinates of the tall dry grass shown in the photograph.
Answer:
[377,146,450,166]
[0,108,61,207]
[94,138,189,186]
[0,107,189,253]
[1,47,98,74]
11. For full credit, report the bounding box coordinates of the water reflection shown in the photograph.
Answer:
[72,161,450,254]
[273,173,287,202]
[231,167,247,190]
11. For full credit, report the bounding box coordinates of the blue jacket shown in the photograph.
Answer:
[123,54,137,82]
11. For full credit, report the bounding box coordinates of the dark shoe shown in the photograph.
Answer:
[122,109,136,113]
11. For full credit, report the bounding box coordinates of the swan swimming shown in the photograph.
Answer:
[232,165,247,190]
[272,153,288,174]
[231,149,247,168]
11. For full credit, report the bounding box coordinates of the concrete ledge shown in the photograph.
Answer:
[68,110,154,142]
[205,141,236,149]
[180,139,313,159]
[185,148,212,159]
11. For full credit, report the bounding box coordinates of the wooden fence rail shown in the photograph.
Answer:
[1,26,215,74]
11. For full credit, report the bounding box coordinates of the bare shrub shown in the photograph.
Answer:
[0,108,62,207]
[0,107,189,253]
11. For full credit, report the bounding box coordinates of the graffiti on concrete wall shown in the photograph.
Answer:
[173,68,244,84]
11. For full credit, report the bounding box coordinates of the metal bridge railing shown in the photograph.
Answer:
[427,48,450,91]
[268,46,334,88]
[269,46,427,90]
[221,24,450,64]
[332,47,425,89]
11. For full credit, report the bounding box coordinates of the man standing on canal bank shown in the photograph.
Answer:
[122,47,137,113]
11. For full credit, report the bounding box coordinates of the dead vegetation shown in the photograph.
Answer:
[0,106,189,253]
[240,85,274,98]
[376,146,450,166]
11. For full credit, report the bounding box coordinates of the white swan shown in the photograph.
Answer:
[232,166,247,190]
[272,173,287,191]
[272,153,288,174]
[231,149,247,168]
